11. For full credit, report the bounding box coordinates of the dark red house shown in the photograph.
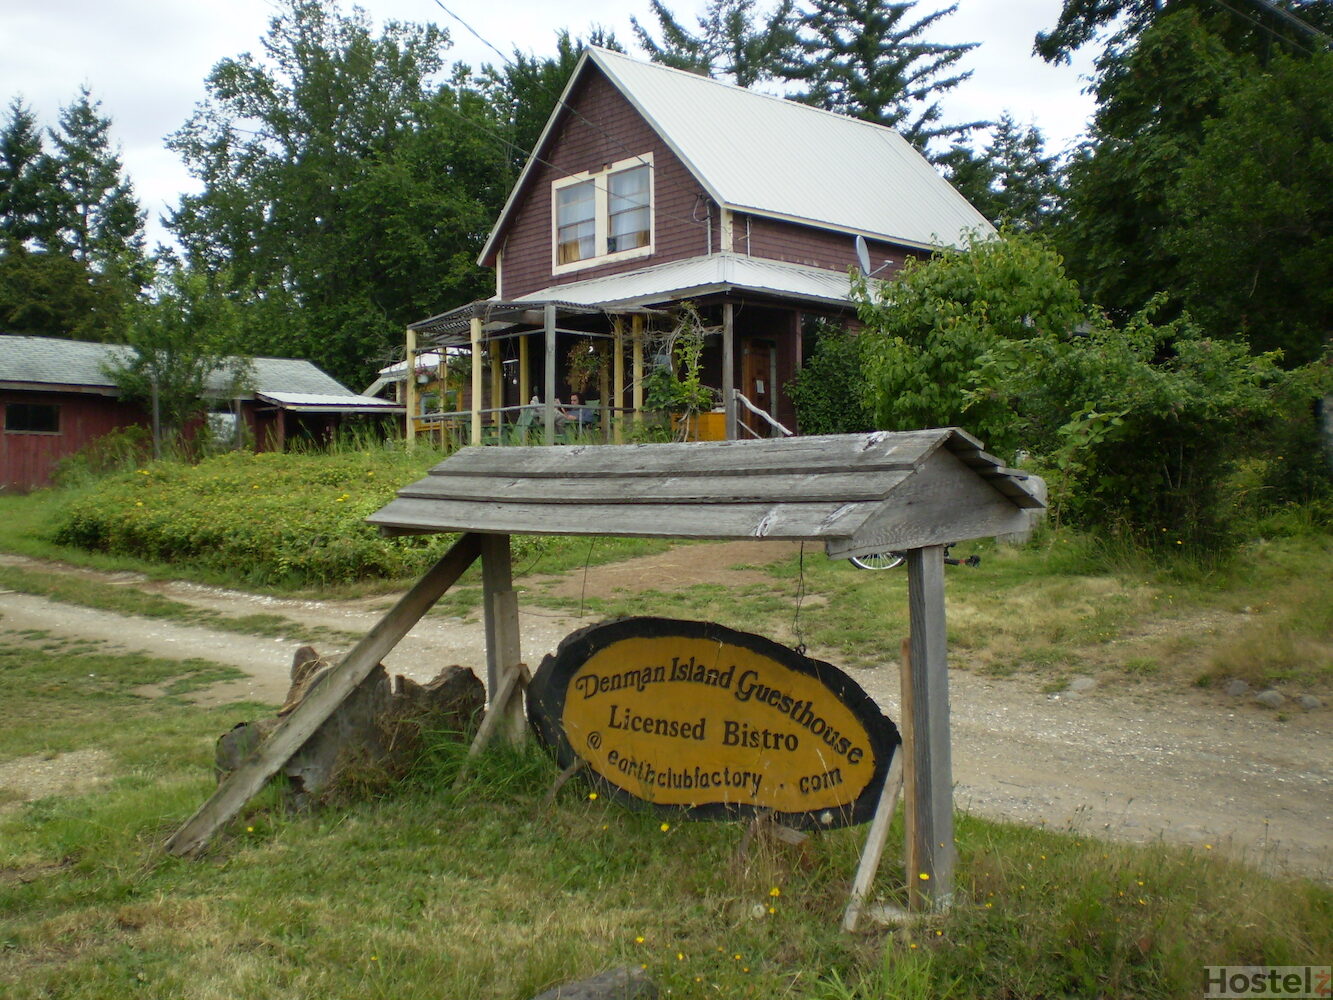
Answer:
[406,47,993,445]
[0,335,403,491]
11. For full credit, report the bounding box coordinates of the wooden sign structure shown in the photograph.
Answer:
[528,617,900,828]
[166,429,1044,917]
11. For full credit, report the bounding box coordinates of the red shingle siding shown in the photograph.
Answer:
[497,69,712,299]
[0,390,146,491]
[738,215,910,278]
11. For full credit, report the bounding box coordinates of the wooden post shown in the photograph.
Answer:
[405,326,417,450]
[842,750,905,932]
[631,314,644,426]
[519,334,530,408]
[469,316,483,446]
[722,301,736,440]
[544,304,557,444]
[481,534,526,742]
[165,533,484,857]
[904,545,954,910]
[612,316,625,443]
[598,343,611,442]
[490,340,503,435]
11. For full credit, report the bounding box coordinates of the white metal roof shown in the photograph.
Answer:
[256,391,404,413]
[481,47,994,264]
[0,335,395,413]
[509,252,854,309]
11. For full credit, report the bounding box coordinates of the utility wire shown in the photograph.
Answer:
[1210,0,1322,54]
[424,0,709,231]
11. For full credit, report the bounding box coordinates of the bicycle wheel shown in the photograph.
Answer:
[848,552,905,570]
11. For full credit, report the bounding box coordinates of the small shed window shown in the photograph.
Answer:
[4,403,60,434]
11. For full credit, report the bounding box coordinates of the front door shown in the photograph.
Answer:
[740,337,777,437]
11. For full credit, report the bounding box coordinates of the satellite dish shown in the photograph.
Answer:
[855,234,872,276]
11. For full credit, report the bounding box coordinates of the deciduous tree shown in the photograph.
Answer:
[168,0,506,386]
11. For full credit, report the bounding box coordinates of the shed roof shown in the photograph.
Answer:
[481,47,994,266]
[0,334,400,412]
[368,429,1042,559]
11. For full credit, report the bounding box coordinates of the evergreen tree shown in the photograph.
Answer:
[786,0,985,149]
[938,114,1061,231]
[0,245,125,340]
[632,0,798,87]
[47,88,147,283]
[0,98,54,249]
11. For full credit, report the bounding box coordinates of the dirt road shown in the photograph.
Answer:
[2,546,1328,880]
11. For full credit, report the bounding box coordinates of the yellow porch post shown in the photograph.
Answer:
[405,326,417,450]
[631,314,644,427]
[470,317,483,446]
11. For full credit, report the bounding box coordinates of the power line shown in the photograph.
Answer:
[423,0,708,232]
[1206,0,1321,55]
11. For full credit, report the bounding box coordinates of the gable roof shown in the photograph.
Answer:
[368,428,1042,558]
[0,335,401,412]
[481,47,993,265]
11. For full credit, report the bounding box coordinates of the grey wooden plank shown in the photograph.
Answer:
[481,535,525,743]
[905,544,954,911]
[426,430,946,479]
[842,749,904,933]
[368,496,872,540]
[164,532,484,857]
[395,469,914,505]
[825,449,1036,558]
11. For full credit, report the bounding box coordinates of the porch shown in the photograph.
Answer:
[399,297,802,448]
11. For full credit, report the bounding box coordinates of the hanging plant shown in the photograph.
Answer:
[566,338,604,395]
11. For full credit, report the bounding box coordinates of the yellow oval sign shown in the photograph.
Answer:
[528,618,899,828]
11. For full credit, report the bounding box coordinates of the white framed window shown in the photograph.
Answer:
[552,154,654,274]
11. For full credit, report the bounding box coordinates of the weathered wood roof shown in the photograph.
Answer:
[368,429,1043,559]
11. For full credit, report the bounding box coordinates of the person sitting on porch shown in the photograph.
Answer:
[567,393,596,426]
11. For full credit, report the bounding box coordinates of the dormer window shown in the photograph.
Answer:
[552,154,654,273]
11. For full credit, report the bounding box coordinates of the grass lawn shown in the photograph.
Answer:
[1,633,1329,1000]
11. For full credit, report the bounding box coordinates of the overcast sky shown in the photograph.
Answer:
[1,0,1097,251]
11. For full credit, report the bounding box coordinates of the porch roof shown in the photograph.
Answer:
[367,428,1044,560]
[408,253,854,346]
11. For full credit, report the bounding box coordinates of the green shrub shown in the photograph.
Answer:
[50,426,153,488]
[786,322,873,435]
[49,448,456,587]
[978,301,1286,550]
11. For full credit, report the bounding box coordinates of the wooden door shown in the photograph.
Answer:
[740,337,777,437]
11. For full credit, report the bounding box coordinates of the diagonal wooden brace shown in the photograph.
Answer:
[165,532,484,857]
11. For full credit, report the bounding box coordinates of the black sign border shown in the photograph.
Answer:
[527,617,901,829]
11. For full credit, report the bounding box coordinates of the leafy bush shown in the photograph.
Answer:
[786,322,873,435]
[976,301,1286,550]
[51,426,153,488]
[50,448,457,587]
[856,232,1089,459]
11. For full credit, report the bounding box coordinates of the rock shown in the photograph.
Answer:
[1067,676,1097,693]
[1254,689,1285,709]
[530,967,658,1000]
[1225,679,1250,697]
[1298,695,1322,711]
[214,646,485,809]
